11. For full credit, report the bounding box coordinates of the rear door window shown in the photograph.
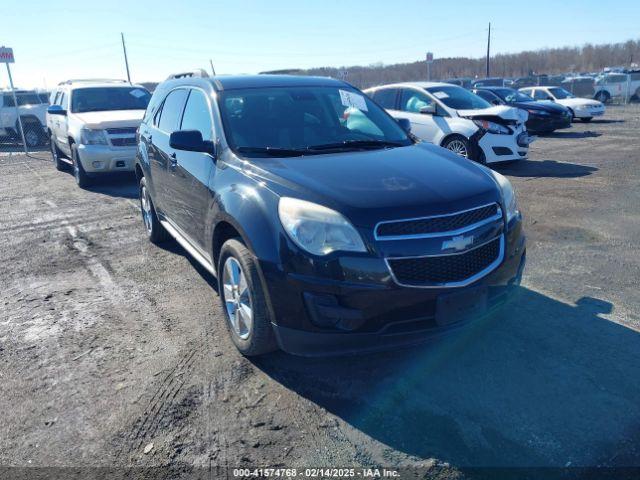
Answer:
[400,89,434,113]
[372,89,399,109]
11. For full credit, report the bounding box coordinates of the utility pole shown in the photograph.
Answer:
[209,59,216,76]
[486,22,491,78]
[121,33,131,83]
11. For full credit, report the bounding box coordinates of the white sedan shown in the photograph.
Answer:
[364,82,533,164]
[519,86,605,122]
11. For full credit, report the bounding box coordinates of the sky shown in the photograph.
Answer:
[2,0,639,89]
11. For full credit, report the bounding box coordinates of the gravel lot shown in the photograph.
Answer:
[1,105,639,478]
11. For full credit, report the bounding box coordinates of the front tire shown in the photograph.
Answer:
[139,176,169,244]
[442,134,471,159]
[582,117,593,123]
[71,145,92,189]
[219,238,277,356]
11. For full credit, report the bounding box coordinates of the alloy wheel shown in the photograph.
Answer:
[25,129,39,148]
[222,257,253,340]
[140,185,153,234]
[447,139,469,158]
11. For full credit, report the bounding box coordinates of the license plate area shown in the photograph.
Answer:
[435,285,488,326]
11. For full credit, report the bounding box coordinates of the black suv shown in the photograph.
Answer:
[135,73,526,356]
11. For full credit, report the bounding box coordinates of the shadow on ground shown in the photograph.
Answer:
[541,131,601,139]
[253,287,640,468]
[495,159,597,178]
[80,173,138,199]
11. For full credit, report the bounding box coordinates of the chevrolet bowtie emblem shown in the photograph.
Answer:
[442,235,474,252]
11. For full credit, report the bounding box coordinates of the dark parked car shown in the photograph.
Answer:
[471,77,505,88]
[472,87,572,134]
[442,77,473,89]
[135,73,526,356]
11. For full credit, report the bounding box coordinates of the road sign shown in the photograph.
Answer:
[426,52,434,64]
[0,47,15,63]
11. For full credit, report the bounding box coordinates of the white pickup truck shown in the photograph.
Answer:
[0,89,48,147]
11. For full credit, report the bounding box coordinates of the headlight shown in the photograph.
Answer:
[472,119,510,135]
[527,109,548,116]
[491,171,519,223]
[579,104,592,110]
[278,197,366,256]
[80,128,108,145]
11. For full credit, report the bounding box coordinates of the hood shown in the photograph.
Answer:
[18,104,47,123]
[456,105,525,122]
[512,100,569,114]
[72,109,144,129]
[246,143,500,227]
[557,98,602,108]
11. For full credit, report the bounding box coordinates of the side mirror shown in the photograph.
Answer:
[47,105,67,116]
[169,130,215,156]
[419,104,437,115]
[396,118,411,133]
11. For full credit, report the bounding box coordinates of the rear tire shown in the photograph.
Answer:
[71,145,92,189]
[595,91,609,103]
[218,238,277,356]
[139,176,169,244]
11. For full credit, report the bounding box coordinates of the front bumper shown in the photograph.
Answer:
[477,131,531,163]
[264,219,526,356]
[573,107,605,119]
[76,144,137,174]
[526,115,572,133]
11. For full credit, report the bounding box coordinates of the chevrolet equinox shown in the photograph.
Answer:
[135,72,526,356]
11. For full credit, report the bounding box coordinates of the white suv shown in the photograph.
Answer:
[47,80,151,187]
[0,89,48,147]
[365,82,532,164]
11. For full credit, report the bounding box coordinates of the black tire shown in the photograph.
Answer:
[567,108,575,122]
[218,238,277,356]
[50,134,68,171]
[441,134,472,160]
[71,145,92,188]
[595,91,609,103]
[582,117,593,123]
[139,176,169,244]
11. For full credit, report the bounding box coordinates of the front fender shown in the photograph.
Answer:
[207,166,282,267]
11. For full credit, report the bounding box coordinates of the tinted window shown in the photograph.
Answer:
[180,90,213,141]
[533,90,549,100]
[3,93,42,107]
[60,93,69,110]
[548,88,574,99]
[372,89,398,109]
[474,90,498,103]
[400,89,434,113]
[70,87,151,113]
[158,89,189,133]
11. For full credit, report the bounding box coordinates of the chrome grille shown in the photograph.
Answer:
[106,127,137,135]
[376,203,500,239]
[110,137,136,147]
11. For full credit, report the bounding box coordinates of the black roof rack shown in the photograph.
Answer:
[58,79,129,85]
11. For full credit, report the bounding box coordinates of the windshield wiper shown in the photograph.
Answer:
[236,146,306,157]
[307,140,404,151]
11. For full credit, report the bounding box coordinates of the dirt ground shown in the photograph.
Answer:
[1,105,639,479]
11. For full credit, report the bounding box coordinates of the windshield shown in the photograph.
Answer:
[549,87,574,99]
[493,88,535,103]
[4,93,43,106]
[218,86,412,156]
[425,86,491,110]
[71,87,151,113]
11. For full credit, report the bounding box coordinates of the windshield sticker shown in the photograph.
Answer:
[130,89,147,98]
[339,90,368,111]
[433,91,449,99]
